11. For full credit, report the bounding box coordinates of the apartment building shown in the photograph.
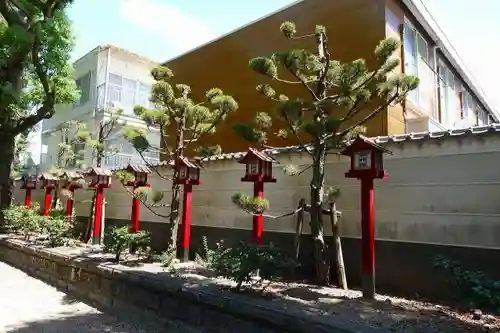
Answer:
[40,45,161,170]
[161,0,497,153]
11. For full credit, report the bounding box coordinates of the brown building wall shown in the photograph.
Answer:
[163,0,391,155]
[386,0,407,134]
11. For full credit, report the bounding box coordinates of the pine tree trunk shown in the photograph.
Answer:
[81,191,96,243]
[0,134,16,228]
[166,120,184,252]
[309,142,330,285]
[167,181,181,251]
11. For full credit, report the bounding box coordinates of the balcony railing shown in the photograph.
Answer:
[103,152,160,169]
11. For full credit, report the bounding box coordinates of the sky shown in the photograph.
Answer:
[29,0,500,162]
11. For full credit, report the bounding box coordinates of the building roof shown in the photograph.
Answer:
[162,0,497,121]
[73,44,158,67]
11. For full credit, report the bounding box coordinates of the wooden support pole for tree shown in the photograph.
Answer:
[293,198,306,260]
[329,202,347,290]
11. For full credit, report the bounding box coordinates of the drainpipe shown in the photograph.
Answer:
[398,23,408,133]
[434,46,442,124]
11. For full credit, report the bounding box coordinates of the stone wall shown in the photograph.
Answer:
[0,238,354,333]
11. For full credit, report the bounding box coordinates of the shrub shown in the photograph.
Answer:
[195,236,229,269]
[41,215,71,247]
[158,249,177,268]
[3,204,43,241]
[434,255,500,313]
[211,241,299,292]
[103,226,151,262]
[231,193,269,214]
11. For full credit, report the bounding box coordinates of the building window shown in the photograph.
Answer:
[477,109,490,126]
[438,59,460,128]
[106,73,152,115]
[40,144,48,164]
[403,20,437,119]
[74,72,91,107]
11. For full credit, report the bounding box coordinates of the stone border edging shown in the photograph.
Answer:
[0,237,359,333]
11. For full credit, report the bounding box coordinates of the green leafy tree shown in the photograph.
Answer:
[43,120,89,208]
[233,22,419,284]
[0,0,78,216]
[123,66,238,252]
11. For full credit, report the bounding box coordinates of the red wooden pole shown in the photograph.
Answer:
[43,187,52,216]
[92,186,104,245]
[130,189,140,233]
[180,183,193,262]
[24,189,32,207]
[252,181,264,245]
[361,177,375,299]
[66,189,74,223]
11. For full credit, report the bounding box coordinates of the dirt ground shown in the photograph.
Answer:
[6,238,500,333]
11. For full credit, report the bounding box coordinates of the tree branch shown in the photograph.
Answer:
[120,183,172,219]
[241,205,304,219]
[338,94,400,137]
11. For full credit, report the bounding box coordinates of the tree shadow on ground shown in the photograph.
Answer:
[9,240,498,333]
[5,312,200,333]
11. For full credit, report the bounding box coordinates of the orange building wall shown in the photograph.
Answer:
[162,0,390,155]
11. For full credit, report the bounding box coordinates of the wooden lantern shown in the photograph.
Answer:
[174,157,202,185]
[20,174,38,190]
[85,167,112,188]
[61,170,84,190]
[125,164,151,187]
[341,135,391,179]
[238,148,277,183]
[38,172,59,189]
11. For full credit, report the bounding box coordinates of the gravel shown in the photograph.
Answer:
[0,261,204,333]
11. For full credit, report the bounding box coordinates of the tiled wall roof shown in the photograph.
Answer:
[200,124,500,162]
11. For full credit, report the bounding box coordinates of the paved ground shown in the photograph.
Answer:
[0,261,204,333]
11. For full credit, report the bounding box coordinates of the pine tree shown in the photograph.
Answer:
[124,66,239,252]
[79,110,124,244]
[233,22,419,284]
[0,1,78,217]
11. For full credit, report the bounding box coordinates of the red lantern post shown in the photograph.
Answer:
[61,170,84,223]
[341,135,391,299]
[174,157,202,262]
[85,167,112,245]
[238,148,277,245]
[124,164,151,233]
[39,173,59,216]
[20,174,38,207]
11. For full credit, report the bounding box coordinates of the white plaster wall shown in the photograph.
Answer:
[16,132,500,250]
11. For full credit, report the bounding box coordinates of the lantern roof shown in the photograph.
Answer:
[85,167,112,177]
[177,156,202,169]
[20,173,37,180]
[125,163,152,174]
[238,148,278,164]
[63,169,84,180]
[38,172,58,181]
[341,135,392,156]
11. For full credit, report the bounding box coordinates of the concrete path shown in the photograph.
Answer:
[0,261,203,333]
